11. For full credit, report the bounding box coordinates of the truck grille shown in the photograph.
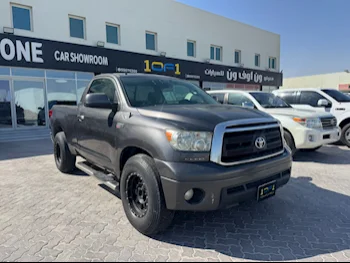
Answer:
[221,126,284,163]
[321,117,337,129]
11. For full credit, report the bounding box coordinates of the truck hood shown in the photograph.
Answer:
[264,107,334,119]
[137,104,274,131]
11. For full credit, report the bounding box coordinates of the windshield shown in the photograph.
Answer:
[250,92,291,108]
[322,89,350,103]
[120,76,219,107]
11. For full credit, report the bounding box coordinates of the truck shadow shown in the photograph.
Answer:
[152,176,350,261]
[293,145,350,165]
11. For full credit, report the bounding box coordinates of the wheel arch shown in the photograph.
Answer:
[339,117,350,129]
[119,146,153,178]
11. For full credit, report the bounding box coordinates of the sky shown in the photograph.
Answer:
[176,0,350,78]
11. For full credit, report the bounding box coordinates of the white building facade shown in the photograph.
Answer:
[0,0,282,137]
[281,72,350,93]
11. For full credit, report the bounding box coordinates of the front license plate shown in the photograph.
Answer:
[257,180,276,201]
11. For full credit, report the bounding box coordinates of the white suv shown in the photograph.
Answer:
[207,90,341,155]
[273,88,350,147]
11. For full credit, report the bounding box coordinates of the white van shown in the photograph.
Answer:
[273,88,350,147]
[207,90,341,155]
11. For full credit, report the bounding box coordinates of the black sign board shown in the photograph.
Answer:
[0,33,282,86]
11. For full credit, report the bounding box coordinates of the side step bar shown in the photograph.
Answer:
[76,161,119,192]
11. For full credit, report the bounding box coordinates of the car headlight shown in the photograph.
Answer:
[293,117,323,129]
[165,130,213,152]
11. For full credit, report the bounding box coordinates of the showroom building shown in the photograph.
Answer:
[0,0,282,141]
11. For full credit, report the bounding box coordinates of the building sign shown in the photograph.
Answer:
[0,34,282,86]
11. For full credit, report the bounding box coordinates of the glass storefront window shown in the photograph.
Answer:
[0,67,10,76]
[46,70,76,79]
[12,68,45,78]
[77,80,91,102]
[13,80,46,127]
[47,79,77,109]
[77,72,94,80]
[0,80,12,128]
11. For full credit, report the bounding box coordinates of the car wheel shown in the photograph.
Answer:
[54,132,76,173]
[120,154,175,236]
[340,123,350,147]
[284,130,297,156]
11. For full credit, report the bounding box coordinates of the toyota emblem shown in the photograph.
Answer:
[255,137,266,150]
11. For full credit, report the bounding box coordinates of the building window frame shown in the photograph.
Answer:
[187,40,196,58]
[210,45,222,61]
[234,50,241,64]
[10,3,33,31]
[106,22,120,45]
[269,57,277,69]
[255,54,260,67]
[145,31,157,51]
[68,14,86,40]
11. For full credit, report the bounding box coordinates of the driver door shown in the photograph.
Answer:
[77,77,119,170]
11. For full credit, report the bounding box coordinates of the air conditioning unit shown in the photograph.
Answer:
[159,51,166,57]
[204,58,211,63]
[238,63,244,67]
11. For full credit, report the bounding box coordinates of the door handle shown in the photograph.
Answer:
[78,115,85,121]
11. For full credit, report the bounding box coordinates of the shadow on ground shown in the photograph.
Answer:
[0,139,53,161]
[293,145,350,165]
[152,177,350,261]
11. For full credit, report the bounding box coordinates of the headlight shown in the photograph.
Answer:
[293,117,322,129]
[165,130,213,152]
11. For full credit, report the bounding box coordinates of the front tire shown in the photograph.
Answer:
[120,154,175,236]
[54,132,76,173]
[340,123,350,147]
[284,130,297,156]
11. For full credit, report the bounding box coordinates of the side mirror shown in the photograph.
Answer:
[242,101,255,109]
[85,93,118,110]
[317,99,329,107]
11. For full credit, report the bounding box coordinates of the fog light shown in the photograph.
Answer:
[184,189,194,201]
[308,135,314,142]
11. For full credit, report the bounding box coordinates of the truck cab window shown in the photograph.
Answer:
[300,91,329,107]
[276,92,296,104]
[228,93,253,106]
[210,93,225,104]
[88,79,117,103]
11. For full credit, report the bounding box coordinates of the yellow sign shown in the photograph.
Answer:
[144,60,181,75]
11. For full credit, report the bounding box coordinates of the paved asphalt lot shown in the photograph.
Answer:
[0,139,350,262]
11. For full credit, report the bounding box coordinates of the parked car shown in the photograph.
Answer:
[207,90,341,155]
[273,88,350,147]
[50,73,292,236]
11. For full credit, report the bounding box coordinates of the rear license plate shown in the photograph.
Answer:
[257,180,276,201]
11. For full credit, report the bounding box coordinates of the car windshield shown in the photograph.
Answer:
[322,89,350,103]
[250,92,291,108]
[119,76,219,107]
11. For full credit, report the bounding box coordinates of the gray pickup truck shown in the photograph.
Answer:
[50,73,292,236]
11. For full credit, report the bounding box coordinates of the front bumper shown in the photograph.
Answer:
[296,127,341,149]
[156,149,292,211]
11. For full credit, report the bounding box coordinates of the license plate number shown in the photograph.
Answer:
[257,180,276,201]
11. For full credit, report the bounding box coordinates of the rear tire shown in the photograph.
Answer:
[284,130,297,156]
[54,132,76,173]
[120,154,175,236]
[340,123,350,147]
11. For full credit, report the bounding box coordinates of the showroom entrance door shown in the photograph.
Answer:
[0,79,14,129]
[12,80,47,129]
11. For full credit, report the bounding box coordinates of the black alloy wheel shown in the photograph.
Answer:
[126,172,149,218]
